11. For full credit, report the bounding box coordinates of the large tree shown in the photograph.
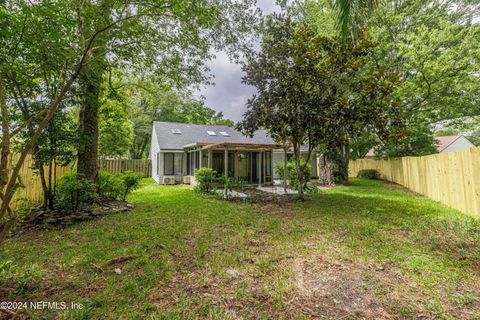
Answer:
[368,0,480,156]
[307,0,480,158]
[74,0,259,181]
[0,0,258,244]
[239,13,400,192]
[106,73,234,159]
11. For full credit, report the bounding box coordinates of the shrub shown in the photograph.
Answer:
[194,167,216,193]
[54,172,99,213]
[98,171,142,201]
[236,177,247,190]
[357,169,380,180]
[99,171,124,200]
[219,175,233,198]
[121,171,143,201]
[275,159,311,190]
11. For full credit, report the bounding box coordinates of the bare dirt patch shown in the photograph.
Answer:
[290,256,397,319]
[288,254,480,319]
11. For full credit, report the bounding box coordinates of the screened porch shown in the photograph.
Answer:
[184,142,287,186]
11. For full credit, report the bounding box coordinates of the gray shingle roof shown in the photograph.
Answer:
[153,121,276,150]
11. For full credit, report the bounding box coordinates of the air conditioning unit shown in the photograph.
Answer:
[183,176,191,184]
[162,176,176,185]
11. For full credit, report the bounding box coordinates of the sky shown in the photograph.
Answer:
[194,0,280,123]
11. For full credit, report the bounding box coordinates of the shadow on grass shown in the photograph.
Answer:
[294,179,480,272]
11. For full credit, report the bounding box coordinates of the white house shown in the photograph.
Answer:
[435,135,476,153]
[149,121,317,185]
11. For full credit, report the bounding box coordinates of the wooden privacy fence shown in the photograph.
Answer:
[349,147,480,217]
[5,154,74,209]
[2,156,151,209]
[99,159,151,177]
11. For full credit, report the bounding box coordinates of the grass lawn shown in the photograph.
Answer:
[1,179,480,319]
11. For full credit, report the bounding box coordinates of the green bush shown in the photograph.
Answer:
[357,169,380,180]
[99,171,143,201]
[194,167,216,193]
[99,171,124,200]
[219,174,233,198]
[236,177,247,190]
[54,172,99,213]
[275,159,311,190]
[121,171,143,201]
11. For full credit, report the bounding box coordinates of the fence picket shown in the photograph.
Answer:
[349,148,480,217]
[1,155,151,209]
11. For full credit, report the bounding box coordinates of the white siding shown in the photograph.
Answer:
[150,126,161,183]
[442,136,475,153]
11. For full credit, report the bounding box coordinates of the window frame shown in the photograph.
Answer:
[164,153,175,175]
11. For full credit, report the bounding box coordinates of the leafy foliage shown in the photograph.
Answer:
[54,173,99,213]
[99,171,142,201]
[194,168,216,194]
[275,160,312,191]
[99,171,125,200]
[219,174,233,198]
[99,101,133,158]
[239,13,401,187]
[106,74,234,159]
[121,171,143,201]
[366,0,480,156]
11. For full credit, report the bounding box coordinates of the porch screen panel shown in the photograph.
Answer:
[265,151,272,179]
[195,151,200,170]
[189,151,195,175]
[212,152,224,175]
[174,153,183,175]
[164,153,174,175]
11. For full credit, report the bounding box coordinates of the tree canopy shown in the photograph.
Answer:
[239,13,401,189]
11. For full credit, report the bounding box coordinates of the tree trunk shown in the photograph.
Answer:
[319,154,333,186]
[283,147,287,192]
[294,143,304,200]
[77,65,103,182]
[76,0,110,182]
[331,143,349,184]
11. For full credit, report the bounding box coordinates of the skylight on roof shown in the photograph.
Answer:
[219,131,230,136]
[207,131,217,136]
[171,129,182,134]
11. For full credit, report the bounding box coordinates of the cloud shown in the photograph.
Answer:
[195,0,280,122]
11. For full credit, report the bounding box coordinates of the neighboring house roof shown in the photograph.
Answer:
[435,135,462,152]
[365,135,473,157]
[153,121,276,150]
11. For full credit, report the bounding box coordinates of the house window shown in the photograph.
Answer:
[174,153,183,175]
[156,152,160,175]
[164,153,183,175]
[164,153,174,175]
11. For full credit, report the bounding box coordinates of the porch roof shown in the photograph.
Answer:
[183,141,288,150]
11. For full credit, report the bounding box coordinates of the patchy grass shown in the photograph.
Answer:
[1,179,479,319]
